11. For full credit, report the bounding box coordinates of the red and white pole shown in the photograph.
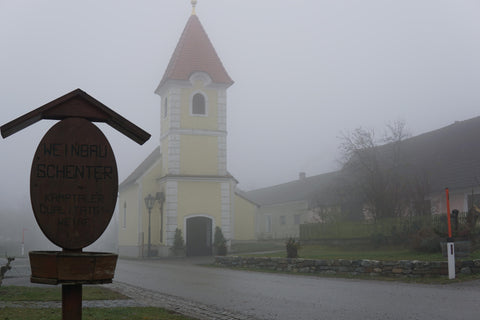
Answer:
[445,188,455,279]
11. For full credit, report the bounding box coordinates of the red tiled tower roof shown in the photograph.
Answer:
[157,14,233,89]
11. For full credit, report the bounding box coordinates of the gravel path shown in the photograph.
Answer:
[109,281,258,320]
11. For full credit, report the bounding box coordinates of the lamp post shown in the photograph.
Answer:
[144,194,155,257]
[156,192,165,243]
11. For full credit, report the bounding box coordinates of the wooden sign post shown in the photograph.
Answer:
[1,89,150,320]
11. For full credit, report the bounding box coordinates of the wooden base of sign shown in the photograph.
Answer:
[29,251,117,285]
[29,251,117,320]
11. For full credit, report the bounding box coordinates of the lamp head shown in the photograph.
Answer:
[144,194,155,210]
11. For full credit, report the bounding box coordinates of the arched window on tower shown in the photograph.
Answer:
[192,93,206,115]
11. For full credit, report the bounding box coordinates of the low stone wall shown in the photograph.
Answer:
[215,256,480,278]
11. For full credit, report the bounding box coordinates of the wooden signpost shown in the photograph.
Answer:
[1,89,150,320]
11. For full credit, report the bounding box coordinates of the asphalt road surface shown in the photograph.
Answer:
[115,258,480,320]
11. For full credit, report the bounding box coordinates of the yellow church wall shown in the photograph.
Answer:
[180,135,218,175]
[118,184,140,247]
[177,180,222,227]
[234,194,257,241]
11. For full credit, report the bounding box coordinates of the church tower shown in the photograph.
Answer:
[154,1,235,255]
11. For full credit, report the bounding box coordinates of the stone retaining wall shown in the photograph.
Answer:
[215,256,480,277]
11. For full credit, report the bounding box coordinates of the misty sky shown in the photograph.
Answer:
[1,0,480,212]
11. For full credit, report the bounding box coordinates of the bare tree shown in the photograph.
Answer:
[338,120,415,220]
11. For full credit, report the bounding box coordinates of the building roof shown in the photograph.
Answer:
[234,188,260,207]
[246,116,480,208]
[157,14,233,90]
[342,116,480,195]
[244,171,341,207]
[119,146,161,189]
[398,116,480,193]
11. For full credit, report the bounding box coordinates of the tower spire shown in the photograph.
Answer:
[191,0,197,15]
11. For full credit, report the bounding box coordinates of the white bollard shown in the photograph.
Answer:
[447,241,455,280]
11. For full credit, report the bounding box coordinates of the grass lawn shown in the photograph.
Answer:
[0,286,198,320]
[0,307,197,320]
[241,243,480,261]
[231,240,285,254]
[0,286,127,302]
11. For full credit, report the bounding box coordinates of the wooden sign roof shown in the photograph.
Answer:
[1,89,151,145]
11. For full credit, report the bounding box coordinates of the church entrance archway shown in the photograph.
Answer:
[186,216,213,256]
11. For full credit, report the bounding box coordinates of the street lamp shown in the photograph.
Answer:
[144,194,155,257]
[155,192,165,243]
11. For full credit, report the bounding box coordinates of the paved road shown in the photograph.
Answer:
[115,258,480,320]
[2,257,249,319]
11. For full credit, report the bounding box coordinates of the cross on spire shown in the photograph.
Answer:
[191,0,197,15]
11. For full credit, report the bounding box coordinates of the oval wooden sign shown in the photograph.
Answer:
[30,118,118,250]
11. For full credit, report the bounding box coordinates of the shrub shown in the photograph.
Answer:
[213,227,227,256]
[286,237,300,258]
[171,228,185,256]
[410,227,441,253]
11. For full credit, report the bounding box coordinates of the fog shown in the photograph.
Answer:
[1,1,480,250]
